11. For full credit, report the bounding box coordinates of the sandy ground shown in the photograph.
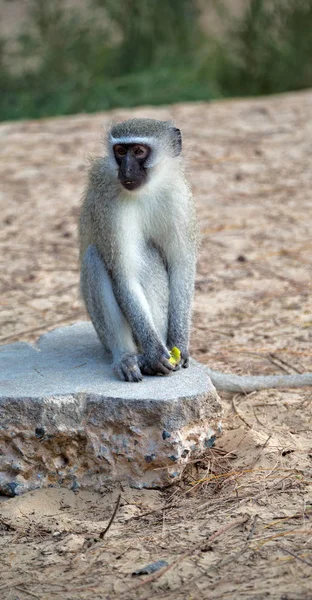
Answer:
[0,91,312,599]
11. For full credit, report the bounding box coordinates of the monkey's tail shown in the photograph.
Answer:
[203,368,312,393]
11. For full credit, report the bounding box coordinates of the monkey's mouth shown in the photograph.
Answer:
[121,180,143,191]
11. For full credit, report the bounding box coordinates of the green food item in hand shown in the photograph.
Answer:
[169,346,181,365]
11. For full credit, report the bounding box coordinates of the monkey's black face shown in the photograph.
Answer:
[114,144,150,191]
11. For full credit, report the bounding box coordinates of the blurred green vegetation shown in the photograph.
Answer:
[215,0,312,96]
[0,0,312,121]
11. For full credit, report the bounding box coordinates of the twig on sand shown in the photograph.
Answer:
[232,394,253,429]
[276,543,312,567]
[99,493,121,539]
[247,514,259,540]
[0,312,81,343]
[251,434,272,467]
[269,353,302,375]
[14,586,41,599]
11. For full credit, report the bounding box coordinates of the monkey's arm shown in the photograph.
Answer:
[112,270,175,375]
[201,367,312,392]
[166,248,196,367]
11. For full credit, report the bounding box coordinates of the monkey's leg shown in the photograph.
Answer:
[135,244,177,376]
[112,255,175,377]
[81,245,143,382]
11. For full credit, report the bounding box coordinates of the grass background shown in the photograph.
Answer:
[1,0,312,121]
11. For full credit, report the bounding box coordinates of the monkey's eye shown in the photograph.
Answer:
[133,145,149,159]
[114,145,127,157]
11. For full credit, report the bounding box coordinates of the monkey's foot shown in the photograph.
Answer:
[113,353,142,382]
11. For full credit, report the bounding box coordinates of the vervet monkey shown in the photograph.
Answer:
[80,118,197,382]
[79,118,312,392]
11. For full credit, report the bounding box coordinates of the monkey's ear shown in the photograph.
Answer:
[170,127,182,157]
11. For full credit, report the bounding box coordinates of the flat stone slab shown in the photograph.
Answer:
[0,322,222,495]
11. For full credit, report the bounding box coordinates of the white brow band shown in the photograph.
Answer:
[110,135,156,146]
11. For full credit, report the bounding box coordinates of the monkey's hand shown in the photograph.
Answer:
[139,344,176,376]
